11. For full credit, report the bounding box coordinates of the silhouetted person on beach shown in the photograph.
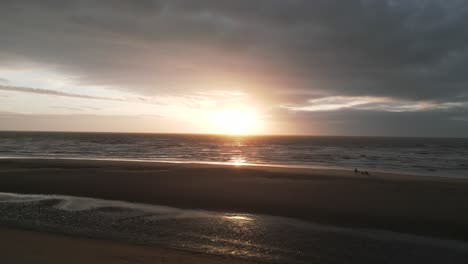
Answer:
[355,169,371,176]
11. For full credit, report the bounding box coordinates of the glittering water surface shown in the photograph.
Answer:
[1,131,467,177]
[1,193,467,264]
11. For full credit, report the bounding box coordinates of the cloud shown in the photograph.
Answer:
[282,96,468,112]
[1,1,468,135]
[451,116,468,122]
[50,106,85,111]
[0,85,125,101]
[0,112,185,133]
[270,107,468,137]
[0,0,467,103]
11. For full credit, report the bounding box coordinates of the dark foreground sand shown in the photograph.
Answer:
[0,228,254,264]
[1,158,468,240]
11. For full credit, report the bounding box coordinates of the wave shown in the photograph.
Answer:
[1,132,467,178]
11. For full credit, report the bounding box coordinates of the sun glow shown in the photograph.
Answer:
[211,109,258,135]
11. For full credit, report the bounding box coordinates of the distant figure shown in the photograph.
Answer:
[354,168,358,175]
[365,171,370,175]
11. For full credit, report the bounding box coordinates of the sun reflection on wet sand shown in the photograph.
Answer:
[2,193,468,263]
[206,213,277,260]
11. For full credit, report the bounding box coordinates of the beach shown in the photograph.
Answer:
[0,228,254,264]
[2,0,468,262]
[1,158,468,241]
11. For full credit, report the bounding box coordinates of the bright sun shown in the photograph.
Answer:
[211,109,257,135]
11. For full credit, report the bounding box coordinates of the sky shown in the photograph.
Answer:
[0,0,467,137]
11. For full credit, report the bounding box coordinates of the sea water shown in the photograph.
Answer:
[0,131,467,177]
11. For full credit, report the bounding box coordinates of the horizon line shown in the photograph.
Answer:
[0,129,467,139]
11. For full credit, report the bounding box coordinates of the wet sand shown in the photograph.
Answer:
[1,158,468,240]
[0,228,255,264]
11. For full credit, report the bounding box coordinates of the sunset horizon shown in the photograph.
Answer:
[1,129,468,139]
[1,1,468,264]
[1,1,468,137]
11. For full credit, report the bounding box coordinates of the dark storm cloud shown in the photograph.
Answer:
[1,0,467,101]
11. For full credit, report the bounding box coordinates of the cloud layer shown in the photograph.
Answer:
[0,0,467,135]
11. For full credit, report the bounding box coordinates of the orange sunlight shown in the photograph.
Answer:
[210,108,259,135]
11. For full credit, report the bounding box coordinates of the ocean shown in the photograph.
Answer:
[0,131,467,177]
[2,132,468,263]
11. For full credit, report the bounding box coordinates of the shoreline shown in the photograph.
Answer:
[0,156,462,180]
[1,158,468,240]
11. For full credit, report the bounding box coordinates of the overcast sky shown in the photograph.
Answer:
[1,0,467,136]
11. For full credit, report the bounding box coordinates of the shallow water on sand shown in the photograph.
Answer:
[0,192,467,263]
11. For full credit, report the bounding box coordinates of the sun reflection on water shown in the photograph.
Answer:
[229,156,247,165]
[223,214,254,222]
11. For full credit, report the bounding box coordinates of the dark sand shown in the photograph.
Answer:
[0,228,255,264]
[1,158,468,240]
